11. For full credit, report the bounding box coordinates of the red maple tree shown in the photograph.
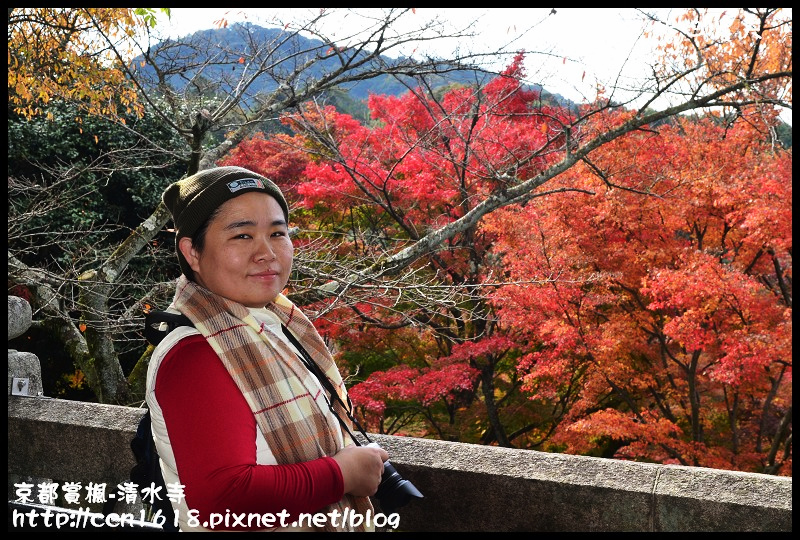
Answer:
[483,113,791,474]
[222,54,567,444]
[221,46,791,474]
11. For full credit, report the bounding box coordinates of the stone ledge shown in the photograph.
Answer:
[8,396,145,485]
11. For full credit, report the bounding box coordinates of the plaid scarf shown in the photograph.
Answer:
[170,275,373,531]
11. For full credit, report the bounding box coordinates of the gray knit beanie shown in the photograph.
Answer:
[162,166,289,278]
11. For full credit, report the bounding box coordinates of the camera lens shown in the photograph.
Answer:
[375,461,423,513]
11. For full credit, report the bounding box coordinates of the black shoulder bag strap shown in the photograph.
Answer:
[121,310,193,530]
[144,311,194,347]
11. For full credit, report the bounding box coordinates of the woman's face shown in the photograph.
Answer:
[180,192,293,308]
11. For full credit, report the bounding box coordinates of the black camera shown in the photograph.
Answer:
[374,460,424,514]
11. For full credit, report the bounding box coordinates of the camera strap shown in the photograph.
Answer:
[280,324,372,446]
[282,325,425,511]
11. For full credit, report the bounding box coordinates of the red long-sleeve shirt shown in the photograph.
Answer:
[154,334,345,530]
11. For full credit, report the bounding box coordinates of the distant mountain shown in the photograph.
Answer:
[134,22,574,112]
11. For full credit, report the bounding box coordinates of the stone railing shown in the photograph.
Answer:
[7,296,793,532]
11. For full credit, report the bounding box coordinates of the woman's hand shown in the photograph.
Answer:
[332,444,389,497]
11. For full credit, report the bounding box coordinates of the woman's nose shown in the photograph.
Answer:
[254,237,276,261]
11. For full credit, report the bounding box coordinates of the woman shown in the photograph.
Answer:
[146,166,388,531]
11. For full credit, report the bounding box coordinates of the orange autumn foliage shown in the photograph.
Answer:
[8,8,165,121]
[484,114,791,474]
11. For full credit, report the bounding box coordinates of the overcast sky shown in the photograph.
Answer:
[155,8,791,125]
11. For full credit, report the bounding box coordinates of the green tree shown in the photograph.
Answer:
[8,98,187,399]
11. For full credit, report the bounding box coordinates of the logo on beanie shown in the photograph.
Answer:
[227,178,265,193]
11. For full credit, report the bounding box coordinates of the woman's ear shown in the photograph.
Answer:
[178,237,201,274]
